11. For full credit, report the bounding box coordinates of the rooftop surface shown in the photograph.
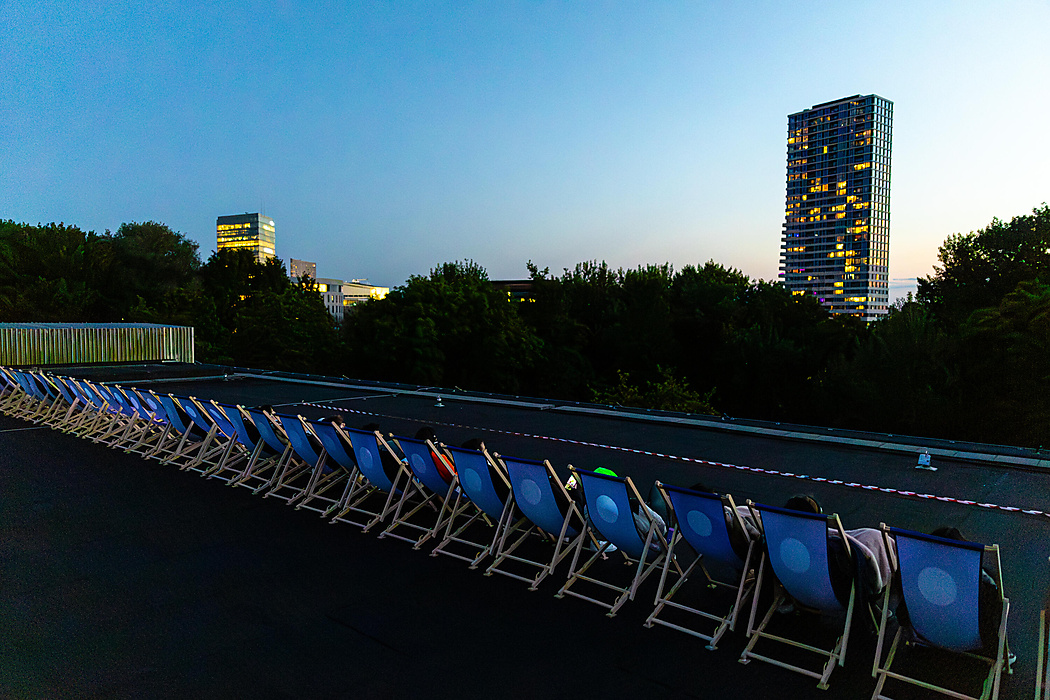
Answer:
[3,364,1047,698]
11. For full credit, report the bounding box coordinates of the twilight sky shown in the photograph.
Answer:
[2,1,1048,299]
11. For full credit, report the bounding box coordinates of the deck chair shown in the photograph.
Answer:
[123,388,173,456]
[381,435,457,547]
[204,403,282,485]
[739,502,857,689]
[73,380,124,440]
[556,467,675,617]
[230,407,295,493]
[92,385,148,448]
[193,400,250,479]
[430,443,517,568]
[294,418,357,516]
[155,395,220,467]
[645,482,756,650]
[1039,602,1049,700]
[0,367,19,409]
[265,414,328,504]
[10,371,54,422]
[43,375,85,431]
[871,526,1012,700]
[485,456,591,590]
[63,378,111,438]
[329,426,411,532]
[177,396,244,473]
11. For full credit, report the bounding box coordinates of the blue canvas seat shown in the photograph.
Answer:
[329,426,410,532]
[556,467,674,617]
[381,436,457,547]
[871,526,1012,700]
[293,418,358,516]
[485,456,591,590]
[155,395,225,468]
[739,502,858,689]
[645,482,756,650]
[430,443,516,568]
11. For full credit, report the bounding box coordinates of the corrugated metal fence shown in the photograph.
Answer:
[0,324,194,366]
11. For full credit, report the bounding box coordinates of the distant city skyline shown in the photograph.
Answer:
[3,2,1049,299]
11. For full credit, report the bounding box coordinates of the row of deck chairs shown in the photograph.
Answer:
[0,366,1019,700]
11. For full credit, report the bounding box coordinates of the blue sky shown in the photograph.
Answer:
[2,1,1048,300]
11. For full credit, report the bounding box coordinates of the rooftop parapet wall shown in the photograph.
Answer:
[0,323,194,366]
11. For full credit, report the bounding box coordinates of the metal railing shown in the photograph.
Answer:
[0,324,194,366]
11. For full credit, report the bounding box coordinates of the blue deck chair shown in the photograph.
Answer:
[294,418,358,516]
[0,367,19,409]
[556,467,674,617]
[381,435,457,547]
[64,378,111,437]
[92,385,148,448]
[123,388,173,456]
[429,443,517,568]
[871,526,1012,700]
[193,400,250,479]
[231,407,295,493]
[485,456,592,590]
[74,380,123,439]
[329,426,410,532]
[266,414,328,504]
[11,371,55,422]
[155,395,219,467]
[739,502,857,689]
[44,375,84,431]
[210,404,286,486]
[645,482,757,650]
[176,396,243,473]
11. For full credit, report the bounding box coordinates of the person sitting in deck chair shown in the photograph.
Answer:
[415,426,456,482]
[893,526,1013,662]
[780,494,896,618]
[567,467,667,542]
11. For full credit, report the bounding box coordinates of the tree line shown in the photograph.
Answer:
[2,204,1049,448]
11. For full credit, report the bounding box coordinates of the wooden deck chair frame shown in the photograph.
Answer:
[11,371,56,422]
[193,400,251,480]
[739,502,857,690]
[871,525,1012,700]
[0,367,20,410]
[42,374,84,432]
[71,379,120,440]
[556,466,677,617]
[429,443,519,569]
[62,378,109,438]
[92,385,147,449]
[1039,605,1049,700]
[265,414,328,504]
[228,407,295,492]
[294,418,357,517]
[178,396,244,474]
[380,435,457,548]
[328,426,412,532]
[157,395,224,469]
[212,404,285,486]
[645,482,756,650]
[486,456,593,590]
[123,388,173,457]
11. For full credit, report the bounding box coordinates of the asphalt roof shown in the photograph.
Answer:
[3,363,1047,698]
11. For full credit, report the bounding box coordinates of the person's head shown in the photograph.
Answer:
[415,426,437,442]
[931,526,966,541]
[689,481,715,494]
[784,494,822,514]
[461,437,484,451]
[322,415,345,427]
[361,422,381,432]
[594,467,618,477]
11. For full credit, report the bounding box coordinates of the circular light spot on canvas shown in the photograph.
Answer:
[596,495,619,523]
[521,478,542,505]
[917,567,957,606]
[686,510,713,537]
[359,449,373,470]
[411,454,427,474]
[780,538,811,573]
[463,469,482,494]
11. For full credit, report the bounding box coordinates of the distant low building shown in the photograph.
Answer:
[216,213,276,264]
[490,279,534,302]
[312,278,389,323]
[289,258,317,282]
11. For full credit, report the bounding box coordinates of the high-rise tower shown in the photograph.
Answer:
[216,213,276,264]
[780,95,892,320]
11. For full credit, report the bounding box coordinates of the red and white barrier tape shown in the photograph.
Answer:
[302,402,1049,519]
